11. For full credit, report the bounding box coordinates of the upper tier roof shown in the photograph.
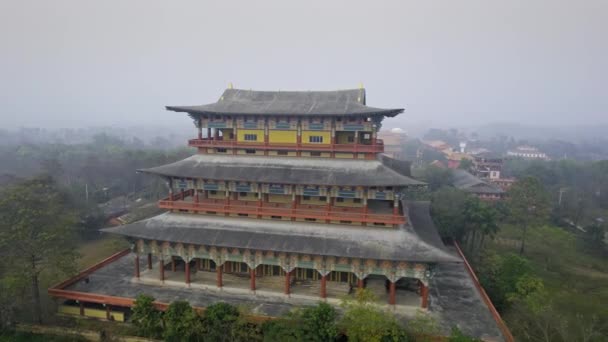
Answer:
[166,88,404,117]
[102,201,459,263]
[138,154,425,187]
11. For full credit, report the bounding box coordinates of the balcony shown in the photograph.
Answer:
[187,138,384,154]
[158,196,405,226]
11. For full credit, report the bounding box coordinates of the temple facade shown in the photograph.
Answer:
[103,87,458,308]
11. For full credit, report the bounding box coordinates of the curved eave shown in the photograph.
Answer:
[166,105,404,118]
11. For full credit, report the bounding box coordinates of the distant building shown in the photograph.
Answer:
[472,154,503,180]
[507,146,548,160]
[452,169,504,201]
[379,127,408,159]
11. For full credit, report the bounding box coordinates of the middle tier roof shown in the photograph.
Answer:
[139,154,424,187]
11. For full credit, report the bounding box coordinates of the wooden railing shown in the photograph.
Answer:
[188,138,384,153]
[158,199,405,225]
[453,242,515,342]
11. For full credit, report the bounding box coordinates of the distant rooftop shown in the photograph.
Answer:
[166,88,404,117]
[452,169,504,195]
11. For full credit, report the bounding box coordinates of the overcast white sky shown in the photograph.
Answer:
[0,0,606,130]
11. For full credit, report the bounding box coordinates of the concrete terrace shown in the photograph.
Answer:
[61,246,504,341]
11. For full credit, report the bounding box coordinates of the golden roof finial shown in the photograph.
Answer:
[228,82,234,89]
[358,82,364,89]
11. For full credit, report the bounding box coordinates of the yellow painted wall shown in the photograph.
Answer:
[335,198,364,207]
[336,132,355,144]
[268,150,297,157]
[237,129,264,142]
[335,153,354,159]
[207,191,226,199]
[301,152,331,158]
[237,192,258,201]
[268,194,291,203]
[59,305,80,316]
[236,149,265,156]
[302,131,330,145]
[269,130,297,144]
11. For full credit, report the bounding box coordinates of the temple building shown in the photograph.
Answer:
[102,87,459,307]
[48,87,511,340]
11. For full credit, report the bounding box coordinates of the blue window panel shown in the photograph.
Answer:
[243,122,258,129]
[208,122,227,128]
[203,184,219,190]
[337,190,357,198]
[303,189,320,196]
[275,123,291,129]
[375,192,386,199]
[177,180,188,189]
[343,124,364,131]
[269,188,285,194]
[235,185,251,192]
[309,123,325,130]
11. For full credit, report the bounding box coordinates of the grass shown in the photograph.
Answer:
[77,235,130,269]
[486,224,608,320]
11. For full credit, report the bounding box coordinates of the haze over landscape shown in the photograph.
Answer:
[1,0,606,130]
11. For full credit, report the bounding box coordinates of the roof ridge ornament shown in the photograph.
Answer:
[228,82,234,89]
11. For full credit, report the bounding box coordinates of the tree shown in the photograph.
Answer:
[506,177,550,255]
[163,300,203,342]
[202,302,241,342]
[462,198,499,257]
[430,187,469,241]
[423,166,453,192]
[339,289,408,342]
[297,302,338,342]
[448,327,482,342]
[0,176,79,324]
[130,294,163,338]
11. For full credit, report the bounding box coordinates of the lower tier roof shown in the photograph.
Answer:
[138,154,424,187]
[102,201,458,263]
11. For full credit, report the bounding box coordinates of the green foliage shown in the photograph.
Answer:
[297,302,338,342]
[430,187,469,240]
[423,166,454,192]
[339,289,409,342]
[506,176,550,254]
[0,176,79,323]
[261,319,300,342]
[405,310,440,340]
[163,300,204,342]
[462,197,500,256]
[201,302,241,342]
[447,327,481,342]
[130,294,162,339]
[478,253,543,311]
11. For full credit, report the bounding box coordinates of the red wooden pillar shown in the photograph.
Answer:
[420,281,429,308]
[134,255,140,278]
[357,278,364,289]
[147,253,152,270]
[79,302,85,316]
[171,257,176,272]
[320,275,327,298]
[389,281,396,305]
[198,119,203,139]
[207,128,211,139]
[185,261,191,285]
[105,305,111,320]
[195,258,201,271]
[284,270,291,295]
[250,267,256,291]
[216,266,223,287]
[159,259,165,282]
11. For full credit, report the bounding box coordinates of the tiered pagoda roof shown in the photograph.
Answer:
[139,154,423,187]
[166,88,403,117]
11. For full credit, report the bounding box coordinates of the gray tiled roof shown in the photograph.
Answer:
[102,201,459,263]
[166,88,403,117]
[452,169,504,195]
[138,154,425,187]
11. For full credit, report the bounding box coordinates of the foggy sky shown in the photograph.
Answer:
[1,0,606,130]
